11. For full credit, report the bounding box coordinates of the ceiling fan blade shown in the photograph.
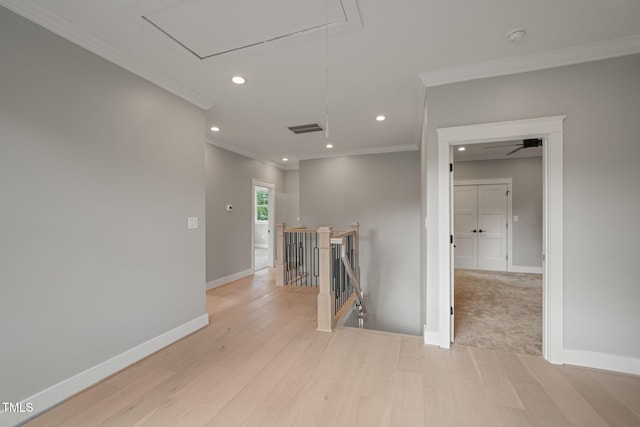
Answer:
[506,146,524,155]
[482,144,522,149]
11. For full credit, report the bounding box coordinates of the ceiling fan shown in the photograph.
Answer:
[483,138,543,155]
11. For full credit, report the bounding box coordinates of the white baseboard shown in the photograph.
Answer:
[424,328,443,347]
[1,314,209,427]
[510,265,543,274]
[562,348,640,376]
[206,268,253,290]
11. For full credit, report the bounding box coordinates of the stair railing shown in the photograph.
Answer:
[331,226,366,328]
[276,222,365,331]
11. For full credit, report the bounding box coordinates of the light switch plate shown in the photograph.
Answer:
[513,215,519,222]
[187,217,198,229]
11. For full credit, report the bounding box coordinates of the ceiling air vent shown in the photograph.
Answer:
[288,123,324,134]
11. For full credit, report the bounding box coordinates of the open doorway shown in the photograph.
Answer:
[252,180,275,271]
[434,116,565,364]
[452,142,543,355]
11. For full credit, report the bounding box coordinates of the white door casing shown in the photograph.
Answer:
[433,116,565,365]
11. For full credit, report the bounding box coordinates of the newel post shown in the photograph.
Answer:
[317,226,334,332]
[275,223,285,286]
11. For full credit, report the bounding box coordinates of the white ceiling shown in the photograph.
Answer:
[3,0,640,169]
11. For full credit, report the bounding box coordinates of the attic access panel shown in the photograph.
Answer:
[142,0,348,59]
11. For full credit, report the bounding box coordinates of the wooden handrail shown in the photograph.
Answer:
[284,227,318,233]
[279,222,364,332]
[331,229,356,239]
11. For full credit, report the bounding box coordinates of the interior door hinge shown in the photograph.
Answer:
[450,163,453,172]
[450,235,453,244]
[450,306,453,315]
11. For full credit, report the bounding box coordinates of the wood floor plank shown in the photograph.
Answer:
[519,354,610,426]
[204,334,314,426]
[23,381,120,427]
[396,336,424,373]
[560,365,640,426]
[468,346,525,409]
[386,369,425,427]
[23,268,640,427]
[591,369,640,419]
[264,331,333,409]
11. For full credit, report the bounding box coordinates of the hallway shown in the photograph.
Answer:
[25,269,640,426]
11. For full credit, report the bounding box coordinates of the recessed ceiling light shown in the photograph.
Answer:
[505,28,526,43]
[458,146,466,151]
[282,157,289,162]
[326,143,334,149]
[231,76,246,85]
[376,115,386,122]
[210,126,220,132]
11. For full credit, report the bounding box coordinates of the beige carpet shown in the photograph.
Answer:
[454,269,542,356]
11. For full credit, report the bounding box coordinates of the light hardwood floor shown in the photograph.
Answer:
[25,268,640,426]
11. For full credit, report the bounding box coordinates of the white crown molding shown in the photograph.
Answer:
[205,138,288,171]
[420,34,640,88]
[0,0,214,109]
[206,139,418,171]
[298,144,419,161]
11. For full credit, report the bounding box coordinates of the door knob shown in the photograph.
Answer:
[472,229,477,233]
[478,229,485,233]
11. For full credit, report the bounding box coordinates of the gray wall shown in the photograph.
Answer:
[283,170,301,227]
[0,7,207,404]
[424,54,640,357]
[454,157,542,268]
[300,152,421,335]
[205,144,285,282]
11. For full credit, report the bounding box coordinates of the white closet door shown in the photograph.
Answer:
[477,184,508,271]
[454,185,477,269]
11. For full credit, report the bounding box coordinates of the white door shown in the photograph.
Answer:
[454,186,478,269]
[253,181,275,270]
[477,184,508,271]
[454,184,508,272]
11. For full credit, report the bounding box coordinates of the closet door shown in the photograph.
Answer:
[477,184,508,271]
[454,185,477,269]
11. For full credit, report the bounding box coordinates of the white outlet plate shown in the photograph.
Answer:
[187,217,198,229]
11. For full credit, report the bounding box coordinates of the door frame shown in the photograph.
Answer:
[251,179,275,271]
[454,178,513,271]
[435,116,565,364]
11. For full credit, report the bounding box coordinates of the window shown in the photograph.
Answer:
[256,188,269,223]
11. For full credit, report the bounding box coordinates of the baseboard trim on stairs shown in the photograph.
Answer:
[206,268,253,290]
[1,314,209,427]
[562,348,640,376]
